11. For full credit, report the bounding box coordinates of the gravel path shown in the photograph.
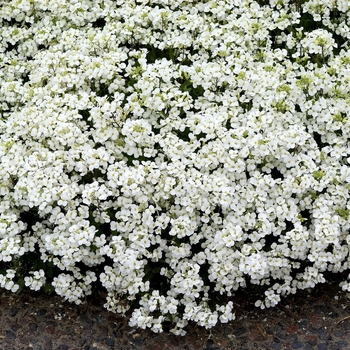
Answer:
[1,278,350,349]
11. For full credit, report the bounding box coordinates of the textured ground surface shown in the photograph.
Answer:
[1,277,350,349]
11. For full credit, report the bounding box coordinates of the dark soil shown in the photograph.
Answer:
[1,278,350,349]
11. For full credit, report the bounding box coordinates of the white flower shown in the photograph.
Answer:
[300,29,337,57]
[0,0,350,334]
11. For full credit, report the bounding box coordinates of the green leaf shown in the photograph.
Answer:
[42,283,55,294]
[312,170,325,181]
[336,208,349,219]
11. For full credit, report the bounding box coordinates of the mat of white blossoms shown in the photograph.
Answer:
[1,0,350,335]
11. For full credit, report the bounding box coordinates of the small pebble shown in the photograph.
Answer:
[57,345,68,350]
[338,340,348,348]
[6,330,16,339]
[104,338,114,347]
[291,341,303,349]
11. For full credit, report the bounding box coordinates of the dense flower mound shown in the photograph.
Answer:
[1,0,350,334]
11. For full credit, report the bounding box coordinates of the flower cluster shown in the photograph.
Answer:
[1,0,350,335]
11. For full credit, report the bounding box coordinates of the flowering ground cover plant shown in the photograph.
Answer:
[1,0,350,335]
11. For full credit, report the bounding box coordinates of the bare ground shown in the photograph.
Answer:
[1,277,350,349]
